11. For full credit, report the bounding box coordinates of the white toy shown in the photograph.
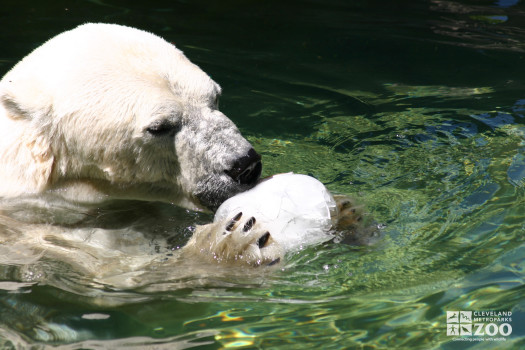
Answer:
[214,173,338,252]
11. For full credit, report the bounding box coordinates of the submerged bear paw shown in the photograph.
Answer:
[333,195,382,246]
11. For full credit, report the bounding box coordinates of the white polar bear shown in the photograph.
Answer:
[0,23,261,211]
[0,24,376,276]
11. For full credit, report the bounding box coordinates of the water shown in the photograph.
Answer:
[1,0,525,348]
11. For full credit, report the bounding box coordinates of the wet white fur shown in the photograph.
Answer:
[0,23,253,211]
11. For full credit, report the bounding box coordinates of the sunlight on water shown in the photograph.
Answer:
[1,0,525,349]
[230,80,525,348]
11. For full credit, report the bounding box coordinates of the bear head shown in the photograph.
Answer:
[0,23,261,211]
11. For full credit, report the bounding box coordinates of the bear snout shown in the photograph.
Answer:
[225,148,262,186]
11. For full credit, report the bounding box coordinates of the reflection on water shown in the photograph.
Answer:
[1,0,525,349]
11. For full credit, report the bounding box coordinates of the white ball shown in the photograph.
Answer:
[215,173,337,252]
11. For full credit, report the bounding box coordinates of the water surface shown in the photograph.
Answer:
[0,0,524,349]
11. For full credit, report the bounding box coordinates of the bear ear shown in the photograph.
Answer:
[1,92,31,120]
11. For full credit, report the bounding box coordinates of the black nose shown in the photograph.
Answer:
[225,148,262,185]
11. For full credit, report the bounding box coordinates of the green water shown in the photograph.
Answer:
[1,0,525,349]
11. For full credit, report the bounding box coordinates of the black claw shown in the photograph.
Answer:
[257,232,270,248]
[243,217,256,232]
[268,257,281,266]
[225,212,243,231]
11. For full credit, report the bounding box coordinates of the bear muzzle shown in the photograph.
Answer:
[193,148,262,212]
[224,148,262,186]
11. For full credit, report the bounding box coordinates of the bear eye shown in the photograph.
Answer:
[145,120,179,137]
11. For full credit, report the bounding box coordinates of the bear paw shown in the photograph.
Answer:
[333,195,382,246]
[185,212,283,267]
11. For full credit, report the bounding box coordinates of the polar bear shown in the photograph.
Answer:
[0,23,261,212]
[0,24,376,277]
